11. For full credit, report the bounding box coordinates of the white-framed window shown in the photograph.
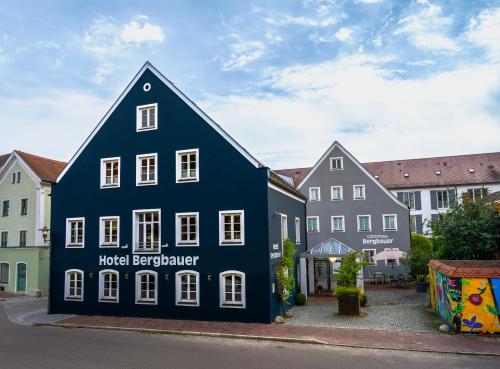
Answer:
[436,190,449,209]
[136,153,158,186]
[410,215,417,233]
[307,216,319,233]
[219,271,245,308]
[219,210,244,246]
[362,249,376,266]
[175,270,200,306]
[0,231,7,247]
[176,212,199,246]
[19,230,27,247]
[136,103,158,131]
[295,217,301,245]
[331,186,343,201]
[133,209,161,253]
[384,249,401,266]
[280,214,288,249]
[11,172,20,184]
[2,200,9,217]
[467,188,488,203]
[100,157,120,188]
[331,216,345,232]
[176,149,199,183]
[99,216,120,248]
[353,185,366,200]
[135,270,158,304]
[20,198,28,216]
[99,270,119,303]
[402,192,415,210]
[0,262,9,284]
[308,187,321,202]
[330,157,343,171]
[65,269,84,301]
[383,214,398,231]
[357,215,371,232]
[65,218,85,248]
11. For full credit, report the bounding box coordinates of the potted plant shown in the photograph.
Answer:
[415,275,428,293]
[333,251,366,316]
[402,234,433,293]
[335,287,361,315]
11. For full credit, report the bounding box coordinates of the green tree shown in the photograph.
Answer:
[275,239,297,314]
[431,196,500,260]
[335,251,366,287]
[402,233,433,278]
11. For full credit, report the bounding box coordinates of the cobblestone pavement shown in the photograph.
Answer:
[0,296,73,325]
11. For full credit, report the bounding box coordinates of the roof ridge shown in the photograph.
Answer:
[363,151,500,165]
[14,150,67,165]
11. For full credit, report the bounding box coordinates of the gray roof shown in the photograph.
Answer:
[302,238,355,257]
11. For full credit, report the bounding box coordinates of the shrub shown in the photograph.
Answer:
[360,293,368,307]
[402,233,433,279]
[334,286,361,298]
[335,251,366,288]
[295,292,307,306]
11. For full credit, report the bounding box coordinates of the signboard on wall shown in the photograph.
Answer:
[362,234,394,246]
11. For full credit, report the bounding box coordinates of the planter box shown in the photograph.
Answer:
[416,281,428,293]
[338,295,360,316]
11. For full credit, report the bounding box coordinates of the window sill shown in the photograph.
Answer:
[219,242,244,246]
[354,198,366,200]
[220,303,245,309]
[176,178,199,183]
[176,301,199,307]
[383,229,398,232]
[66,244,84,248]
[100,184,120,189]
[65,297,83,301]
[100,244,119,248]
[136,181,158,186]
[176,242,199,247]
[137,126,158,132]
[136,300,157,305]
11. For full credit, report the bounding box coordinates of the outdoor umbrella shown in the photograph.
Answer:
[372,248,406,277]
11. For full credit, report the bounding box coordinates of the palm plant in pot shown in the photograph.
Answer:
[402,234,433,293]
[333,252,366,316]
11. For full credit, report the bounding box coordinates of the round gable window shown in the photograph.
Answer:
[143,83,151,92]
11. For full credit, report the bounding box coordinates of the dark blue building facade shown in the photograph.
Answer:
[49,63,306,323]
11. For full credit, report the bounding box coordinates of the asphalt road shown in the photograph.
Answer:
[0,305,497,369]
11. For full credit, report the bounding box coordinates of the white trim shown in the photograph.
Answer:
[0,152,42,186]
[330,156,344,171]
[132,209,161,254]
[99,216,120,248]
[331,215,345,232]
[100,157,121,189]
[175,212,200,247]
[15,261,27,293]
[0,261,10,285]
[18,229,27,247]
[175,149,199,183]
[353,184,366,200]
[383,214,398,231]
[98,269,120,303]
[175,270,200,307]
[295,217,301,245]
[135,270,158,305]
[267,182,306,204]
[330,186,343,201]
[65,217,85,248]
[297,141,407,209]
[57,62,261,182]
[362,248,377,266]
[280,214,288,253]
[308,187,321,202]
[219,210,245,246]
[306,216,320,233]
[219,270,246,309]
[64,269,84,301]
[19,197,29,216]
[136,153,158,186]
[357,215,372,232]
[136,103,158,132]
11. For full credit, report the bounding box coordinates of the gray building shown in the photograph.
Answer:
[277,142,410,293]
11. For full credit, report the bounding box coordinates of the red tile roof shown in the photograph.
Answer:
[14,151,67,183]
[0,154,9,169]
[274,167,311,187]
[428,260,500,278]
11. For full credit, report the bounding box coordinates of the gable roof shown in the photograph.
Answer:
[274,167,311,188]
[0,154,9,169]
[268,170,307,202]
[57,61,263,182]
[0,150,66,184]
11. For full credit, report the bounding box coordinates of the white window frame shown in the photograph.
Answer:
[0,261,10,285]
[306,216,320,233]
[99,216,120,248]
[436,190,450,210]
[176,149,199,183]
[294,217,301,245]
[330,186,343,201]
[353,185,366,200]
[18,229,27,247]
[65,217,85,248]
[100,157,121,189]
[410,214,417,233]
[136,103,158,132]
[64,269,84,301]
[136,153,158,186]
[20,198,29,216]
[219,210,245,246]
[0,231,7,247]
[219,271,246,308]
[132,209,161,254]
[362,249,377,266]
[383,214,398,231]
[135,270,158,305]
[280,214,288,250]
[308,187,321,202]
[98,269,119,303]
[331,216,345,232]
[175,270,200,306]
[175,212,199,247]
[402,192,415,210]
[357,215,371,232]
[330,157,343,171]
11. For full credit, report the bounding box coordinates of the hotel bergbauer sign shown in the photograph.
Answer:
[99,254,200,268]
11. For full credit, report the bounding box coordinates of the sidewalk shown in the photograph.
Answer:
[55,315,500,356]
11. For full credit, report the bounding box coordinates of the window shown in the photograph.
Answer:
[20,198,28,216]
[11,172,20,184]
[99,216,119,248]
[0,262,9,284]
[436,190,449,209]
[383,214,397,231]
[219,210,244,246]
[307,216,319,232]
[136,271,157,304]
[353,185,366,200]
[65,269,84,301]
[280,214,288,251]
[176,212,199,246]
[11,173,15,184]
[402,192,415,210]
[175,271,199,306]
[133,210,161,253]
[362,249,376,266]
[467,188,488,203]
[295,217,301,244]
[410,215,417,233]
[308,187,321,202]
[0,232,7,247]
[176,149,199,183]
[330,157,343,171]
[331,186,343,201]
[331,216,345,232]
[136,154,158,186]
[136,103,158,131]
[19,230,27,247]
[99,270,119,303]
[220,271,245,308]
[100,157,120,188]
[357,215,371,232]
[2,200,9,217]
[65,218,85,248]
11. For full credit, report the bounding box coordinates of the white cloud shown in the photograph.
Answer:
[335,27,353,42]
[355,0,385,4]
[466,8,500,61]
[264,15,338,27]
[222,41,265,71]
[121,16,165,43]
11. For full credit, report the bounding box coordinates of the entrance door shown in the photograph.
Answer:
[16,263,27,293]
[314,259,332,292]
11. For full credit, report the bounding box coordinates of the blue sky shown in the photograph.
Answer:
[1,0,500,168]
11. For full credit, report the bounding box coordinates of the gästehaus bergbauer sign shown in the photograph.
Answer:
[362,234,394,246]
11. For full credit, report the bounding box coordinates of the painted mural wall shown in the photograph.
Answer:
[430,268,500,334]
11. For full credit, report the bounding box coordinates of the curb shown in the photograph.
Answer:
[39,323,500,357]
